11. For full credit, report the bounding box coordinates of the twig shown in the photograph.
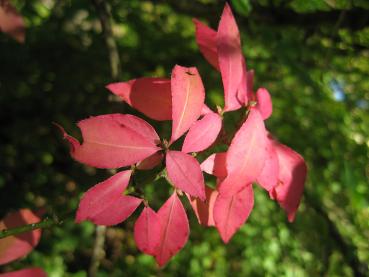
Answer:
[0,216,62,239]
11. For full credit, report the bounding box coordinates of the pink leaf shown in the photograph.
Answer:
[58,114,161,169]
[192,19,219,70]
[182,113,222,153]
[166,151,206,201]
[0,268,47,277]
[136,152,163,170]
[256,88,272,120]
[218,108,267,196]
[236,57,248,105]
[256,138,279,191]
[0,209,41,265]
[246,70,255,102]
[187,186,218,227]
[76,170,142,226]
[134,207,161,256]
[170,65,205,143]
[106,80,134,104]
[214,185,254,243]
[217,3,243,112]
[270,141,307,222]
[112,114,160,142]
[155,192,189,267]
[201,104,213,116]
[200,152,227,178]
[106,77,172,121]
[0,1,25,43]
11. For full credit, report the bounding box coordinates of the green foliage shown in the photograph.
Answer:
[0,0,368,276]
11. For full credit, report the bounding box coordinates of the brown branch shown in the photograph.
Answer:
[91,0,121,80]
[88,225,107,277]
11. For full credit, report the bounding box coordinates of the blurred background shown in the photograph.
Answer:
[0,0,368,276]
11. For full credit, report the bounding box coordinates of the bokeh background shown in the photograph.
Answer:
[1,0,369,276]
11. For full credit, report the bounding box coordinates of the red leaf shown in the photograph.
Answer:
[217,3,243,112]
[114,114,160,142]
[0,209,41,265]
[0,268,47,277]
[166,151,206,201]
[136,152,163,170]
[200,152,227,178]
[155,193,189,267]
[170,65,205,143]
[76,170,142,226]
[188,186,218,227]
[0,1,25,43]
[256,88,272,120]
[236,57,248,105]
[246,70,255,102]
[106,77,172,121]
[134,207,161,256]
[192,19,219,70]
[256,138,279,191]
[218,108,267,196]
[106,80,133,103]
[214,185,254,243]
[201,104,213,116]
[182,113,222,153]
[58,114,160,169]
[271,141,307,222]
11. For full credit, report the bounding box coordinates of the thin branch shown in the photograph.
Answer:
[88,225,107,277]
[305,192,368,277]
[91,0,121,80]
[0,216,62,239]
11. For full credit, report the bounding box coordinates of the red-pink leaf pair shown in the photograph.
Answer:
[171,65,222,155]
[193,3,249,111]
[77,170,191,267]
[0,210,47,276]
[193,4,274,116]
[166,65,210,200]
[134,192,189,267]
[212,110,268,242]
[170,65,205,143]
[193,109,265,243]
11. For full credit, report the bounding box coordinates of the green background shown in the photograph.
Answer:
[0,0,368,276]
